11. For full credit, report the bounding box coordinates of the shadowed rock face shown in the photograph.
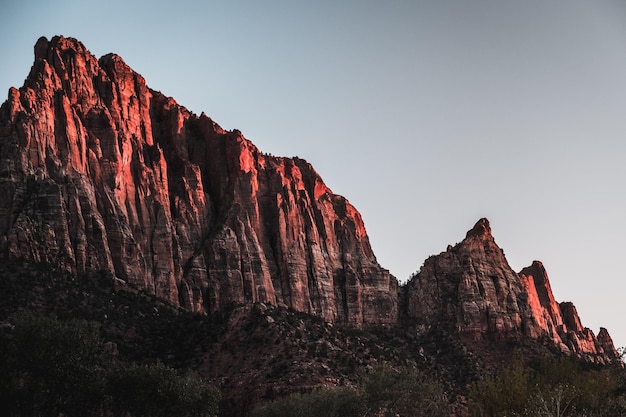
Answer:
[405,218,620,364]
[0,36,397,327]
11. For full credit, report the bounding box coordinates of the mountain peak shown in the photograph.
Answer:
[0,35,397,328]
[465,217,492,239]
[406,219,620,365]
[34,35,90,62]
[0,36,618,368]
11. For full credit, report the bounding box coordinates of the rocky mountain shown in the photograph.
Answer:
[403,218,619,364]
[0,36,619,367]
[0,36,396,328]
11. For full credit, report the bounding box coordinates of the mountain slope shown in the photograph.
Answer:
[0,36,619,368]
[0,36,396,327]
[0,258,446,417]
[403,218,619,364]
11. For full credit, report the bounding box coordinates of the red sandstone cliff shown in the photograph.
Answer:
[0,37,618,364]
[0,36,397,327]
[405,218,620,364]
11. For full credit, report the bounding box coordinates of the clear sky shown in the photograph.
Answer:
[2,1,625,350]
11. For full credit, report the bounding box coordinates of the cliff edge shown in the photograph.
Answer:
[0,36,397,327]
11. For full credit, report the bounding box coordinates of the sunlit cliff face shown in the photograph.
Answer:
[0,35,620,365]
[405,218,620,364]
[0,36,397,327]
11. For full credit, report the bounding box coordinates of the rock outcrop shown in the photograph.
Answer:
[0,36,397,327]
[405,218,620,364]
[0,36,618,364]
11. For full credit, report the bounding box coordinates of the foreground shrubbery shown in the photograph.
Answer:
[2,318,626,417]
[250,387,362,417]
[0,316,220,417]
[250,365,450,417]
[251,356,626,417]
[108,362,220,417]
[469,356,626,417]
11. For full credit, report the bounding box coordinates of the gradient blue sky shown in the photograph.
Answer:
[2,1,625,349]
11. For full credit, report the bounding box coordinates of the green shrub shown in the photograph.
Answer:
[468,356,626,417]
[251,365,450,417]
[0,315,220,417]
[469,356,531,416]
[0,316,109,417]
[362,365,449,417]
[108,362,220,417]
[251,387,362,417]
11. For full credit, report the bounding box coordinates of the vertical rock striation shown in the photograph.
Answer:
[0,36,397,327]
[404,218,620,364]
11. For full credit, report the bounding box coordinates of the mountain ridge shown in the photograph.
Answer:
[0,36,619,367]
[0,35,396,328]
[403,217,619,364]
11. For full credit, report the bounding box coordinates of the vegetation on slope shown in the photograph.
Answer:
[0,258,625,417]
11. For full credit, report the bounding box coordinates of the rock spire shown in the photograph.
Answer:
[404,218,620,363]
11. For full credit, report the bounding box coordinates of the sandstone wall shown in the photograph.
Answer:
[0,36,397,327]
